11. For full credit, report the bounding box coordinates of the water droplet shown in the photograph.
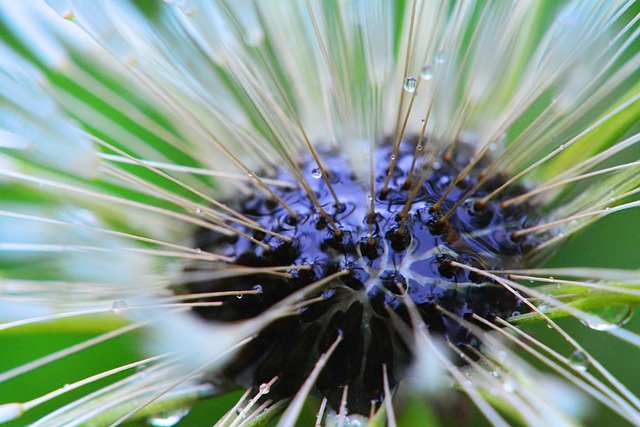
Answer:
[252,284,263,293]
[194,248,202,254]
[147,407,191,427]
[311,168,322,179]
[194,208,202,215]
[420,64,433,80]
[435,50,446,64]
[489,143,497,151]
[538,303,550,312]
[340,416,365,427]
[390,154,396,160]
[403,77,417,92]
[568,350,589,372]
[559,144,565,150]
[502,377,517,393]
[420,119,426,124]
[367,193,373,201]
[259,383,270,394]
[433,162,441,170]
[417,144,423,151]
[247,170,254,178]
[583,305,634,331]
[111,300,128,315]
[236,294,243,300]
[511,311,521,317]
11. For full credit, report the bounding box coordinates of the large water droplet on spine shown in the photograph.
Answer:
[403,77,417,92]
[147,407,191,427]
[568,350,589,372]
[583,305,634,331]
[259,383,271,394]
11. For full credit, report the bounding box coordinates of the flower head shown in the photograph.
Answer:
[1,1,640,426]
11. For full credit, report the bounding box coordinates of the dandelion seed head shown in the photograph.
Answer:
[174,136,547,413]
